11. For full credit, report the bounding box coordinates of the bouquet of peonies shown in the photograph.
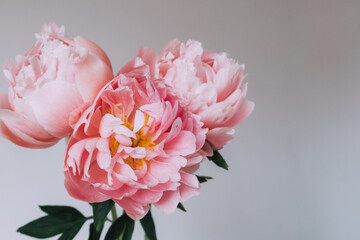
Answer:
[0,23,254,240]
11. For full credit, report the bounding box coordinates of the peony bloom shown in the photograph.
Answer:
[119,39,254,154]
[64,64,206,220]
[0,23,113,148]
[158,39,254,153]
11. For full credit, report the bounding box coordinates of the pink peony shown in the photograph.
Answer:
[119,39,254,154]
[64,63,206,220]
[0,23,113,148]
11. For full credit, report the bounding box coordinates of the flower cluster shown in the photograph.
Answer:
[0,23,254,220]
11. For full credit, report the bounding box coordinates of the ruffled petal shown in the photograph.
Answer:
[114,198,149,220]
[64,170,110,203]
[154,190,181,214]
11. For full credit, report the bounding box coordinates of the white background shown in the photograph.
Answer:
[1,1,360,239]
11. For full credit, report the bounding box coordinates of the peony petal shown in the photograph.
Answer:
[99,114,135,139]
[114,198,149,220]
[95,184,137,200]
[113,162,138,182]
[179,171,200,202]
[0,92,10,109]
[28,81,83,138]
[154,190,181,214]
[206,127,235,148]
[64,170,110,203]
[101,87,135,119]
[73,36,113,72]
[137,47,159,78]
[130,189,163,204]
[222,100,255,128]
[179,184,200,202]
[0,109,58,148]
[133,110,145,133]
[160,39,182,59]
[180,171,199,189]
[74,54,113,102]
[164,131,196,156]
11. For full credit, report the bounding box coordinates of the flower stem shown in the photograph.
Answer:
[111,205,118,222]
[145,235,150,240]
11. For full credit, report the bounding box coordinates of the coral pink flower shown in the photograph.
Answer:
[119,39,254,154]
[0,23,113,148]
[64,64,206,220]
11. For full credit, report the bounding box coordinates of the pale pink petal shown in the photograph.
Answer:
[117,57,146,77]
[180,171,199,189]
[66,138,88,174]
[222,100,255,127]
[96,151,112,171]
[198,89,242,129]
[215,64,244,102]
[73,36,113,72]
[123,147,147,159]
[206,127,235,148]
[133,110,145,133]
[141,161,180,187]
[28,81,83,138]
[160,39,181,59]
[183,40,203,59]
[113,162,138,182]
[0,109,58,148]
[136,47,159,78]
[185,154,204,167]
[150,181,180,192]
[101,87,135,119]
[179,184,200,202]
[74,54,113,102]
[178,171,200,202]
[96,184,137,200]
[130,189,163,204]
[164,131,196,156]
[99,114,135,139]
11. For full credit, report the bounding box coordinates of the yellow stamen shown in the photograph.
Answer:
[109,135,120,157]
[131,132,156,150]
[108,112,155,170]
[123,157,148,170]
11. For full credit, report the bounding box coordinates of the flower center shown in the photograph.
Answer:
[123,157,147,170]
[131,132,155,149]
[109,135,120,157]
[108,113,155,170]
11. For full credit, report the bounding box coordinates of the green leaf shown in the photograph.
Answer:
[207,150,229,170]
[140,210,157,240]
[17,216,75,238]
[122,219,135,240]
[89,223,102,240]
[39,205,85,221]
[92,199,115,233]
[18,206,88,239]
[58,219,86,240]
[105,213,132,240]
[177,203,187,212]
[196,175,213,183]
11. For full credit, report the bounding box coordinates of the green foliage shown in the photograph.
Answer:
[196,175,213,183]
[104,213,134,240]
[17,206,88,239]
[177,203,187,212]
[92,200,115,233]
[140,210,157,240]
[207,150,229,170]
